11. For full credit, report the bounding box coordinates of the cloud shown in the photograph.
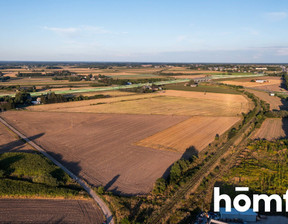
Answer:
[43,26,78,35]
[275,48,288,56]
[43,25,126,37]
[241,27,259,36]
[265,12,287,21]
[176,35,188,42]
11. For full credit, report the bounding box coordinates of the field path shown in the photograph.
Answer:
[0,116,114,224]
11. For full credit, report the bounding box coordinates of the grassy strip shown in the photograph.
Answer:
[0,178,84,198]
[0,152,87,198]
[166,83,240,94]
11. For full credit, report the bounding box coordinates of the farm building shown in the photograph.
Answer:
[269,92,275,96]
[219,208,257,222]
[255,79,268,83]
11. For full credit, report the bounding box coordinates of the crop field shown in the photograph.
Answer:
[1,111,188,195]
[221,76,283,91]
[137,116,240,152]
[0,199,104,224]
[245,89,288,110]
[253,118,288,140]
[28,90,251,117]
[0,122,33,153]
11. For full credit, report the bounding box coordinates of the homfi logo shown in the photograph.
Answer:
[214,187,288,212]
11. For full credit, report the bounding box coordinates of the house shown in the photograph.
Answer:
[269,92,275,96]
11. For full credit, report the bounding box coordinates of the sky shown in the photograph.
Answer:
[1,0,288,63]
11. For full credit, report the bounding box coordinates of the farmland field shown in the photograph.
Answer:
[0,122,33,153]
[28,90,251,116]
[0,199,104,224]
[245,89,288,110]
[1,111,188,195]
[166,83,241,94]
[253,118,288,140]
[137,116,240,152]
[221,76,284,92]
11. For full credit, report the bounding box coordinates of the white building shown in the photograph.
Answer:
[255,79,267,83]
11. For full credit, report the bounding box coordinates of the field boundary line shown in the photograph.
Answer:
[0,116,114,224]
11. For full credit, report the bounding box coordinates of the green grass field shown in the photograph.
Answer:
[166,83,240,94]
[0,152,86,198]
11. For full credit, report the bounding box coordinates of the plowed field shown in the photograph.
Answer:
[0,199,104,224]
[253,118,288,140]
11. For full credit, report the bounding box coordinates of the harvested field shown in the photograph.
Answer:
[252,84,285,92]
[245,89,288,110]
[137,116,240,152]
[221,76,283,91]
[253,118,288,140]
[1,111,188,195]
[0,199,104,224]
[162,90,247,102]
[0,122,33,153]
[28,90,250,117]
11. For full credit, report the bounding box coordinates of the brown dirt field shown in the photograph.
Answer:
[245,89,288,110]
[0,198,104,224]
[0,122,33,153]
[1,111,188,195]
[252,84,286,92]
[28,90,250,117]
[253,118,288,140]
[137,116,240,153]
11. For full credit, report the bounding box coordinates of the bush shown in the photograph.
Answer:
[153,178,167,194]
[97,186,105,195]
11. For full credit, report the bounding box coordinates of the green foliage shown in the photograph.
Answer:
[169,159,190,183]
[224,139,288,195]
[120,217,131,224]
[265,110,288,118]
[97,186,105,195]
[228,128,237,139]
[0,76,10,82]
[99,77,168,86]
[0,178,80,197]
[39,92,109,105]
[283,74,288,90]
[166,83,240,94]
[0,152,84,198]
[152,178,167,195]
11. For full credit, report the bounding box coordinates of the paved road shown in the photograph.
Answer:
[0,116,114,224]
